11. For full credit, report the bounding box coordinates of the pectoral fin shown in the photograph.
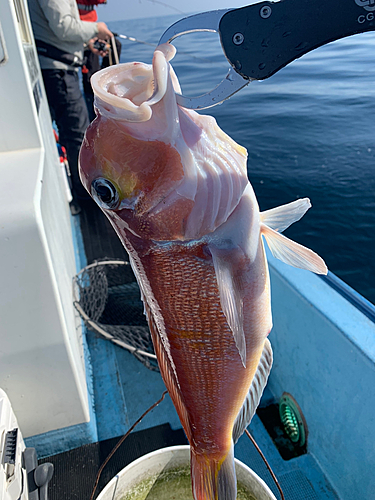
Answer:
[261,225,327,275]
[209,244,246,368]
[260,198,327,275]
[232,339,273,444]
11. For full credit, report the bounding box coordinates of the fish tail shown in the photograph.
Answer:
[191,442,236,500]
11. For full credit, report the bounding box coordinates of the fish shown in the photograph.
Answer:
[79,44,327,500]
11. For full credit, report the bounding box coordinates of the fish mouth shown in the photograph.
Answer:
[91,44,178,123]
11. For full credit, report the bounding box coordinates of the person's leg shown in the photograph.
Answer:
[84,90,95,123]
[82,49,100,122]
[42,69,90,209]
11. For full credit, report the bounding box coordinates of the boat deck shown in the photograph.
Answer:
[42,201,340,500]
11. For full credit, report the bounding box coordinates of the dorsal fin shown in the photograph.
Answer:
[232,339,273,444]
[209,244,246,368]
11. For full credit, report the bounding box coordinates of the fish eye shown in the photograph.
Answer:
[91,178,120,210]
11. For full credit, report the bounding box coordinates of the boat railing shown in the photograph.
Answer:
[319,271,375,323]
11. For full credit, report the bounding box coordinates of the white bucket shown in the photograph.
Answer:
[97,445,277,500]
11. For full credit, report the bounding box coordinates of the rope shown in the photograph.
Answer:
[90,390,168,500]
[245,429,285,500]
[88,394,285,500]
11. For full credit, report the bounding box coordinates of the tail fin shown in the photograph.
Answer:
[191,443,236,500]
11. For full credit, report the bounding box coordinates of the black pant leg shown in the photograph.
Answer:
[42,69,90,200]
[82,49,100,122]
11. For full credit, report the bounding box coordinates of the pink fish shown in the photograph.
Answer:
[79,44,327,500]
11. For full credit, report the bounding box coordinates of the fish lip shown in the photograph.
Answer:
[91,62,155,122]
[91,48,173,124]
[91,45,178,125]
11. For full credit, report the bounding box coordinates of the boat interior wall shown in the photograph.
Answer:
[0,0,94,441]
[0,1,40,153]
[266,251,375,500]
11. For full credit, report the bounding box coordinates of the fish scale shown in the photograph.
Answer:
[138,241,256,456]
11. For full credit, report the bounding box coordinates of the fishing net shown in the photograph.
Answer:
[73,259,159,371]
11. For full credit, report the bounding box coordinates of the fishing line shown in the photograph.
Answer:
[113,32,226,65]
[143,0,186,15]
[89,392,285,500]
[245,429,285,500]
[114,33,155,46]
[89,390,168,500]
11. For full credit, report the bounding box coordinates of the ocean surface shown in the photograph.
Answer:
[106,14,375,305]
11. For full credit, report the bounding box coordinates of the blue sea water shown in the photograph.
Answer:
[106,14,375,304]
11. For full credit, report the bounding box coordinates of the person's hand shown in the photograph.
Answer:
[87,37,109,56]
[96,22,113,41]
